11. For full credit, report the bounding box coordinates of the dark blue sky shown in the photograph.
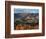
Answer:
[14,8,39,13]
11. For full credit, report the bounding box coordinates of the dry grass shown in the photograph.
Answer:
[15,24,39,30]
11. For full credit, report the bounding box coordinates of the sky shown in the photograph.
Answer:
[14,8,39,13]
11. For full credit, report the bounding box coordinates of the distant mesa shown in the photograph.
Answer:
[14,13,39,19]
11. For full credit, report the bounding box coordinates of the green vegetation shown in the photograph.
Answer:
[15,18,39,26]
[15,20,22,24]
